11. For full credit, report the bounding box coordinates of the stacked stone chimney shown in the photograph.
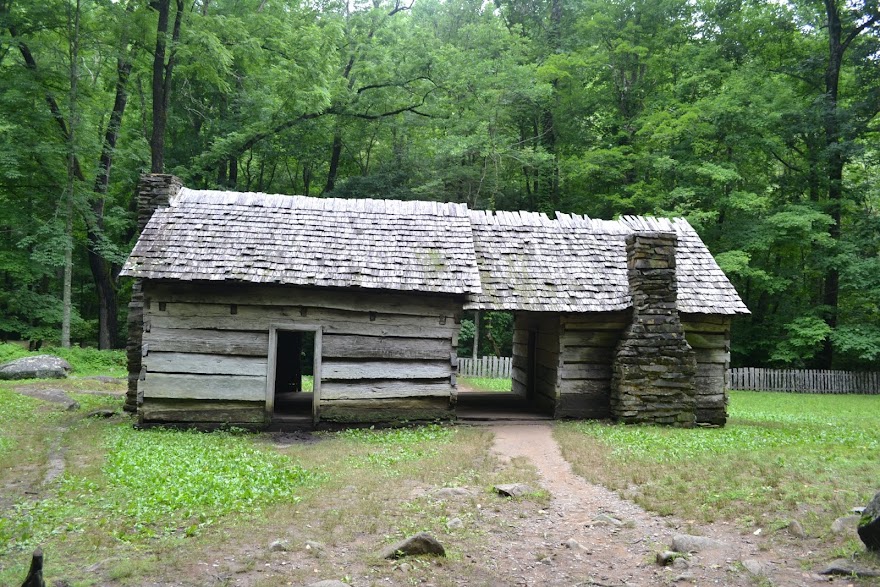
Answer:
[611,232,697,426]
[124,174,182,413]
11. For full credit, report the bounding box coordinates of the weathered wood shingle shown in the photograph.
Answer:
[467,211,749,315]
[121,188,749,315]
[121,189,482,295]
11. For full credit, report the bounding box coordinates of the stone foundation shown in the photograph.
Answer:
[611,232,697,426]
[124,174,182,413]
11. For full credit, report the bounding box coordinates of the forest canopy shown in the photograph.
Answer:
[0,0,878,369]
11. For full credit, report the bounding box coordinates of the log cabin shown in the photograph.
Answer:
[121,174,749,427]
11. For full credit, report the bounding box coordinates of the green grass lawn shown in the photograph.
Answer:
[555,390,880,556]
[458,376,512,392]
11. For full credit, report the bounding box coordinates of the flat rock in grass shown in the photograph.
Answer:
[268,539,290,552]
[858,490,880,551]
[820,559,880,578]
[788,519,807,539]
[380,532,445,559]
[85,409,116,418]
[431,486,472,499]
[831,514,861,534]
[306,581,350,587]
[15,387,79,411]
[592,513,623,526]
[671,534,729,553]
[741,559,768,576]
[0,355,71,380]
[656,551,680,566]
[493,483,533,498]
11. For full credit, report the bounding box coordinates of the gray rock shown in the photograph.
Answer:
[380,532,446,559]
[819,559,880,577]
[673,572,694,582]
[671,534,728,553]
[493,483,533,498]
[15,387,79,410]
[304,540,325,555]
[831,514,861,535]
[858,491,880,551]
[656,551,679,566]
[742,559,767,576]
[0,355,71,380]
[563,538,585,550]
[592,513,623,526]
[671,557,689,570]
[306,581,350,587]
[788,519,807,539]
[432,487,471,498]
[268,539,290,552]
[446,517,464,530]
[82,375,124,384]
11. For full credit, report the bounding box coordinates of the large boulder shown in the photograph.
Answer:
[858,491,880,552]
[0,355,71,380]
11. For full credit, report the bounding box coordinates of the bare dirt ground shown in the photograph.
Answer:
[486,422,839,587]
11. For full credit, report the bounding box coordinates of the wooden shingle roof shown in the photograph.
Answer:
[120,188,482,295]
[121,188,749,315]
[466,211,750,315]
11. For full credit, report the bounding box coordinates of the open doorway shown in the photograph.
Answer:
[269,327,320,421]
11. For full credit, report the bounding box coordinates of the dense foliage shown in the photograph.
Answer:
[1,0,878,368]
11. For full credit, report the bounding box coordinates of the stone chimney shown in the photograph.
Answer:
[124,174,182,413]
[611,232,697,426]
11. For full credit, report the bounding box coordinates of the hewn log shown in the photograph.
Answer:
[322,335,451,360]
[318,397,453,422]
[321,379,452,400]
[145,328,269,355]
[144,352,268,376]
[140,399,266,423]
[322,360,451,381]
[142,373,266,400]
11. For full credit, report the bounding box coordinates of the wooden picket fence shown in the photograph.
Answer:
[458,356,512,379]
[729,368,880,394]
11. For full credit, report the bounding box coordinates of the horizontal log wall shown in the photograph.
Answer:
[729,368,880,394]
[557,312,629,419]
[681,313,731,425]
[512,313,560,415]
[140,282,460,424]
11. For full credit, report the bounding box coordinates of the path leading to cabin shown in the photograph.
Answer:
[489,423,829,587]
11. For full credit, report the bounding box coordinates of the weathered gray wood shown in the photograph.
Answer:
[141,399,266,423]
[322,360,452,380]
[145,328,269,356]
[560,330,622,347]
[149,313,457,341]
[322,335,451,360]
[143,373,266,400]
[319,397,453,422]
[680,319,731,334]
[555,393,610,419]
[559,364,612,380]
[693,348,730,364]
[144,352,267,376]
[558,379,612,395]
[321,380,452,400]
[680,313,731,326]
[562,346,615,363]
[561,312,630,330]
[147,282,462,317]
[683,332,728,350]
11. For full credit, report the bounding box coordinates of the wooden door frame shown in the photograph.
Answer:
[266,322,323,423]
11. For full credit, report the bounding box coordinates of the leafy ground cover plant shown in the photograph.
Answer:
[554,391,880,539]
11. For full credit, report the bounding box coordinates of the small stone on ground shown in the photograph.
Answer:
[742,559,767,576]
[306,581,350,587]
[830,514,860,534]
[788,519,807,539]
[493,483,533,498]
[268,539,289,552]
[14,387,79,411]
[819,559,880,577]
[380,532,445,559]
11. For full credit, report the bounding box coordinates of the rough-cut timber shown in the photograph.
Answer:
[611,233,697,426]
[121,175,750,427]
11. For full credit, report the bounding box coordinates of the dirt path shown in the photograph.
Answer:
[489,423,831,587]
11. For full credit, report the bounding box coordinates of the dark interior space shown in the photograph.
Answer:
[274,330,315,416]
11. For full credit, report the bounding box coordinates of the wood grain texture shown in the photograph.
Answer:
[322,360,452,380]
[145,328,269,356]
[322,335,451,360]
[143,373,266,400]
[140,399,266,423]
[144,352,267,376]
[321,380,452,400]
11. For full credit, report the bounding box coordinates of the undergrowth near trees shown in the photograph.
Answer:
[0,342,126,377]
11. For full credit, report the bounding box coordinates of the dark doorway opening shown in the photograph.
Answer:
[273,330,315,416]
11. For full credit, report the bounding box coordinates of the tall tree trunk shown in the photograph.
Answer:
[61,0,82,348]
[324,132,343,194]
[150,0,183,173]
